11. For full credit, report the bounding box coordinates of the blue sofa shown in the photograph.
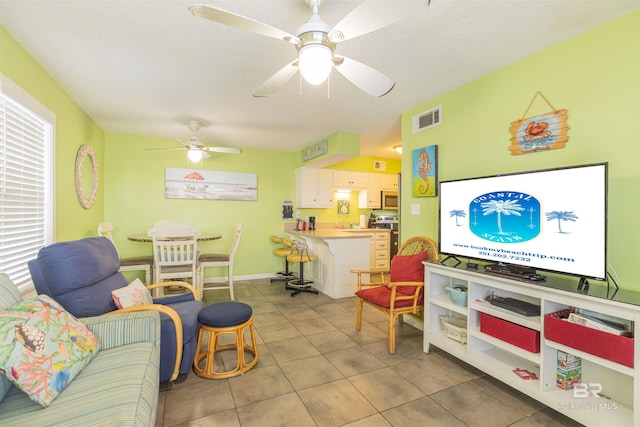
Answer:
[27,237,203,382]
[0,273,160,426]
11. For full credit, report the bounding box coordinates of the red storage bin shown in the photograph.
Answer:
[545,309,634,368]
[480,312,540,353]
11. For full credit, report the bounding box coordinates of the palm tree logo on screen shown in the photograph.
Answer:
[449,210,466,226]
[545,211,578,233]
[469,192,541,243]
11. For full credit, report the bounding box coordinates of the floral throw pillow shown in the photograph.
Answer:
[0,295,100,407]
[112,278,153,309]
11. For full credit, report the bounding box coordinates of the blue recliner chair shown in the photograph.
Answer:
[28,237,203,382]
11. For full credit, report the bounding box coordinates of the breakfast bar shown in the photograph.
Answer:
[286,229,371,299]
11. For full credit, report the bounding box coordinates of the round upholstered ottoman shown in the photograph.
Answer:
[193,302,258,379]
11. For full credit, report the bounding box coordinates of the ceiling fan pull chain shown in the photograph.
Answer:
[327,75,330,99]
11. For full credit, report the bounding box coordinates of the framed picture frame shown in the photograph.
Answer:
[509,110,569,155]
[165,168,257,200]
[412,145,438,197]
[337,200,350,215]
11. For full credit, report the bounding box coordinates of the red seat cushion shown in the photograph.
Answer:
[388,251,427,297]
[356,286,421,309]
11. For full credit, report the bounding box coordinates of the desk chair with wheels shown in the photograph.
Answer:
[286,239,318,297]
[97,221,153,285]
[197,223,243,300]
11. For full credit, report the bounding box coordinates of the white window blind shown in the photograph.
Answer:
[0,73,54,293]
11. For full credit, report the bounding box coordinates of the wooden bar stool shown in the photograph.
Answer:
[193,302,258,379]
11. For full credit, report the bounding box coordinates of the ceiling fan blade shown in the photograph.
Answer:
[330,0,429,43]
[253,60,299,97]
[189,4,300,45]
[332,55,395,97]
[145,147,187,151]
[201,150,212,159]
[202,146,243,154]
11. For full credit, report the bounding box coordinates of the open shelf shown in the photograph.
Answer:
[470,299,540,330]
[545,339,634,377]
[425,329,467,354]
[470,328,541,364]
[430,292,468,315]
[424,262,639,427]
[470,347,540,395]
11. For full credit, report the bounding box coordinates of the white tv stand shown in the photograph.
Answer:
[423,262,639,427]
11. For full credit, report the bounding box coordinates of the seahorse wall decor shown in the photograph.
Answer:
[412,145,438,197]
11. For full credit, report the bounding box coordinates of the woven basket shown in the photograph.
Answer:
[440,316,468,344]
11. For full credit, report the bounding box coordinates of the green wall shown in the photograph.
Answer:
[0,25,105,242]
[400,11,640,289]
[103,135,400,280]
[104,133,297,280]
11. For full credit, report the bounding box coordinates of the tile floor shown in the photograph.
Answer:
[156,278,584,427]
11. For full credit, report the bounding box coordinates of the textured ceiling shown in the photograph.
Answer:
[0,0,638,159]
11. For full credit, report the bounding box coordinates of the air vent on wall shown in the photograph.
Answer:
[412,105,441,134]
[373,160,386,171]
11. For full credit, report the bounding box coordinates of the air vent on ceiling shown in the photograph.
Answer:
[373,160,386,171]
[412,105,441,134]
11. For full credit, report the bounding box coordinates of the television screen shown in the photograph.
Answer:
[438,163,607,280]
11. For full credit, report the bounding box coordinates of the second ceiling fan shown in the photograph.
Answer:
[146,120,242,162]
[189,0,430,97]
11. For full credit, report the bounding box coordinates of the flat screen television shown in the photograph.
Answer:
[438,163,608,280]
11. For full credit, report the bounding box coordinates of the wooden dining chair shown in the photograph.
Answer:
[197,223,243,299]
[149,224,200,295]
[97,221,153,284]
[351,236,439,353]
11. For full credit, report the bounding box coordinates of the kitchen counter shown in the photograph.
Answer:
[285,229,371,299]
[287,228,389,239]
[341,228,391,233]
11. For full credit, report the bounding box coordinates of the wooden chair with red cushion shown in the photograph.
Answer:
[351,236,439,353]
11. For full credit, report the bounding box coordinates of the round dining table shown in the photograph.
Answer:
[127,233,222,243]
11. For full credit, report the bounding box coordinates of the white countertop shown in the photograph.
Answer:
[287,229,384,239]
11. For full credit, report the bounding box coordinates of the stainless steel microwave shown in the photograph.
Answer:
[381,191,398,210]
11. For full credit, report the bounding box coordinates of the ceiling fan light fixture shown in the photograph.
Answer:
[187,148,203,162]
[298,43,332,85]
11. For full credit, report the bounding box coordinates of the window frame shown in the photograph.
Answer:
[0,72,55,293]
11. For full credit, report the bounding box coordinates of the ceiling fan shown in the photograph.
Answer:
[189,0,430,97]
[146,120,242,162]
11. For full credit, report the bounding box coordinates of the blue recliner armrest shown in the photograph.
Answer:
[27,259,53,296]
[28,237,204,382]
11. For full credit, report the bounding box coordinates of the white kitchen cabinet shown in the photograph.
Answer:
[371,231,390,269]
[332,170,368,189]
[358,173,381,209]
[380,173,399,191]
[424,262,640,427]
[341,228,390,269]
[296,167,333,208]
